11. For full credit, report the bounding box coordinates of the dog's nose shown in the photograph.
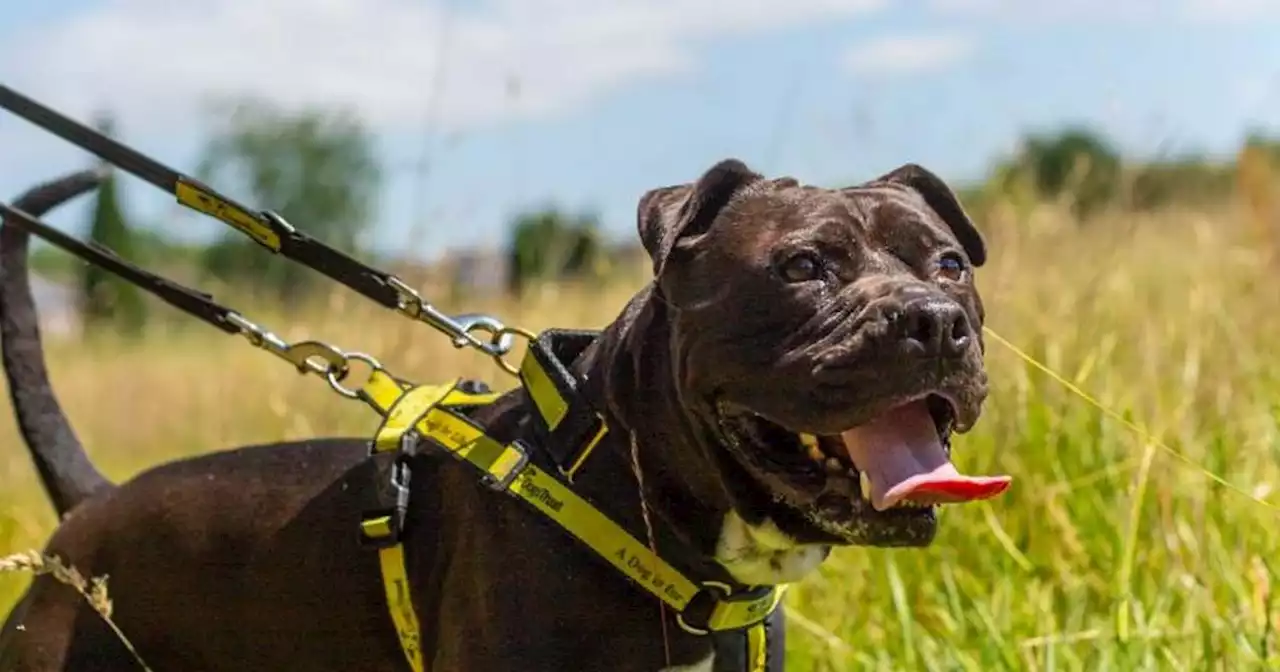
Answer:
[897,299,971,357]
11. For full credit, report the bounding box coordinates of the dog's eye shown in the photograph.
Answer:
[937,253,967,281]
[778,252,823,283]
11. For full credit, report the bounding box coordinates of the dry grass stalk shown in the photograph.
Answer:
[0,550,153,672]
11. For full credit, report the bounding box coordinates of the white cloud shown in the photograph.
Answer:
[929,0,1280,22]
[1182,0,1280,21]
[0,0,885,138]
[841,33,977,77]
[927,0,1170,21]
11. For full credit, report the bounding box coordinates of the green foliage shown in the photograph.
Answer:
[998,127,1123,218]
[1127,157,1237,211]
[506,207,606,294]
[195,99,382,305]
[984,126,1276,218]
[80,113,146,336]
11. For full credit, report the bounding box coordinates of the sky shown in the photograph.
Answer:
[1,0,1278,261]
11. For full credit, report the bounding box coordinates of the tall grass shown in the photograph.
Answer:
[2,200,1277,670]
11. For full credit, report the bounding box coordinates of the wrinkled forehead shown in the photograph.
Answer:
[850,185,961,254]
[712,183,956,257]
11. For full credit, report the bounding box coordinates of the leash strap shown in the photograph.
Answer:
[0,85,532,375]
[0,85,404,311]
[0,201,242,334]
[713,607,786,672]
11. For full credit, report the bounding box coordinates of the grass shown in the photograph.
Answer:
[2,199,1279,670]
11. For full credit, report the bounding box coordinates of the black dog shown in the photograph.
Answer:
[0,159,1008,671]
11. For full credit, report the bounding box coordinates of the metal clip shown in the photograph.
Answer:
[383,277,534,376]
[223,311,382,398]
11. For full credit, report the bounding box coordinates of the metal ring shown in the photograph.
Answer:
[492,326,537,377]
[453,313,516,356]
[672,580,734,636]
[326,351,383,399]
[674,613,710,636]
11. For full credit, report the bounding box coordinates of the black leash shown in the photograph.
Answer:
[0,84,522,372]
[0,201,377,385]
[0,201,239,335]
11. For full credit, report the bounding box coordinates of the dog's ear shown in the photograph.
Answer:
[637,158,763,278]
[874,163,986,267]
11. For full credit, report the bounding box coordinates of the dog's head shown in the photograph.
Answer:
[637,159,1008,550]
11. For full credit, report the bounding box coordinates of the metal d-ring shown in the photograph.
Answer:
[673,580,734,636]
[325,352,383,399]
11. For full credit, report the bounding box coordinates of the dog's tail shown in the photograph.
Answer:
[1,170,115,517]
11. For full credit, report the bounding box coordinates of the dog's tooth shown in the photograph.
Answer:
[824,457,842,474]
[859,472,872,501]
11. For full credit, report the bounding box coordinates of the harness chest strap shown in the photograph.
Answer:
[352,335,785,672]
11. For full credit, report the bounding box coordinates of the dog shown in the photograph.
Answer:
[0,158,1008,671]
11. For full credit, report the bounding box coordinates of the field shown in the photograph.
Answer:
[2,199,1278,671]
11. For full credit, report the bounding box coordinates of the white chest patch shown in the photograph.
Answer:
[660,652,715,672]
[713,510,830,586]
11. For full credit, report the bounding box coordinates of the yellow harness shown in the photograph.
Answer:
[352,329,785,672]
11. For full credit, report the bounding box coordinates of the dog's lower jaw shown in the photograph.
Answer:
[713,510,832,586]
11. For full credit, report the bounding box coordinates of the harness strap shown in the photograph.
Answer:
[517,329,610,482]
[712,606,786,672]
[352,337,786,670]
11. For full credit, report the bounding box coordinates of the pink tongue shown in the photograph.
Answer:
[841,401,1011,511]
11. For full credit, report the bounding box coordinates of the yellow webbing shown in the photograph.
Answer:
[747,622,768,672]
[355,362,784,671]
[358,373,459,672]
[377,543,424,672]
[174,179,283,252]
[706,585,788,634]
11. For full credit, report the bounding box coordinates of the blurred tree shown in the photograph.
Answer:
[1000,127,1122,218]
[80,112,147,336]
[195,99,382,304]
[506,207,606,295]
[1127,157,1235,211]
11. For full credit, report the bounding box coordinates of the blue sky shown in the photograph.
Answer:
[1,0,1277,261]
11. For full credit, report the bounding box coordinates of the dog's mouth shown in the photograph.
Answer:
[714,394,1011,546]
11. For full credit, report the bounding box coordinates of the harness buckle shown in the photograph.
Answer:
[480,440,530,492]
[359,450,414,549]
[675,581,780,636]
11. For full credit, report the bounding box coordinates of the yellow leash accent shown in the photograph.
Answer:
[174,179,283,252]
